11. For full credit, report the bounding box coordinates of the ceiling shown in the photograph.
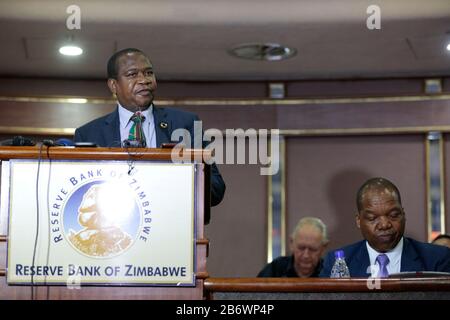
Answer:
[0,0,449,81]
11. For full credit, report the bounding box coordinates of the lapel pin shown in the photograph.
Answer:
[160,122,168,129]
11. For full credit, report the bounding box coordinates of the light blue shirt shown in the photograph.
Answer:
[118,103,156,148]
[366,237,403,277]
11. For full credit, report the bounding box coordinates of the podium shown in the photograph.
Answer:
[204,277,450,300]
[0,146,209,300]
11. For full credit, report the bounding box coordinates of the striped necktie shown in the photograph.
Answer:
[128,112,146,147]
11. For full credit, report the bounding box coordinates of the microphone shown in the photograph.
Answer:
[0,136,35,146]
[56,138,75,146]
[42,139,56,147]
[122,139,146,148]
[42,138,75,147]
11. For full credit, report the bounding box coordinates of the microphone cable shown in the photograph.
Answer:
[31,143,45,299]
[123,143,147,175]
[31,142,54,299]
[44,146,53,299]
[40,140,55,298]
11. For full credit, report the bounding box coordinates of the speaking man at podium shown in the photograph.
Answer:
[74,48,225,209]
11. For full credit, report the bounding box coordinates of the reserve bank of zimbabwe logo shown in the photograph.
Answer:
[62,180,141,258]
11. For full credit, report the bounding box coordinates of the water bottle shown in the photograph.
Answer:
[330,250,350,278]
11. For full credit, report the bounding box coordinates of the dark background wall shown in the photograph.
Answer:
[286,135,426,252]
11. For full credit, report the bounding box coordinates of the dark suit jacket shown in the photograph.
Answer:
[319,237,450,277]
[74,106,226,221]
[257,255,323,278]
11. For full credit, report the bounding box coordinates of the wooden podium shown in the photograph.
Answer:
[204,277,450,300]
[0,146,209,300]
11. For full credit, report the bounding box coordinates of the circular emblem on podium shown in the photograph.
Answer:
[62,180,141,258]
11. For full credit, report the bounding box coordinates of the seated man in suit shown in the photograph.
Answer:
[432,234,450,249]
[74,48,225,212]
[258,217,329,277]
[320,177,450,278]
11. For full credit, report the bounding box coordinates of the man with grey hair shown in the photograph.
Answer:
[258,217,329,277]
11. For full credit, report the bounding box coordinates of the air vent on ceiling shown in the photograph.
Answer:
[229,43,296,61]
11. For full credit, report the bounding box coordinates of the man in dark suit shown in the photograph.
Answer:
[320,177,450,277]
[74,48,225,214]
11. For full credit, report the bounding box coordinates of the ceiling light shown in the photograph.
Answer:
[66,98,87,104]
[229,43,296,61]
[447,43,450,51]
[59,45,83,56]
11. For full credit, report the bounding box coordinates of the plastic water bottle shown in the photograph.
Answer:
[330,250,350,278]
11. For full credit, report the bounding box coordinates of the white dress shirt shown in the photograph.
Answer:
[366,237,403,277]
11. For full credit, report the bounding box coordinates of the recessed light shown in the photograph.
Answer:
[447,43,450,51]
[229,43,296,61]
[59,45,83,56]
[66,98,87,104]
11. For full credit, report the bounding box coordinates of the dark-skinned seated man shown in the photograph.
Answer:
[74,48,225,216]
[258,217,329,277]
[320,177,450,278]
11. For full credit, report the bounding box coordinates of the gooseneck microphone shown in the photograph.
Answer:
[42,139,56,147]
[122,139,147,148]
[0,135,35,146]
[42,138,75,147]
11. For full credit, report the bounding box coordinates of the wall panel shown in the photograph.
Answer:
[286,135,426,252]
[205,164,267,277]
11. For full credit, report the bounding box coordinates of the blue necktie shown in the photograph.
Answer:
[376,254,390,278]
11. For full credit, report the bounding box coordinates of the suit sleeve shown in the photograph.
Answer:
[257,263,274,277]
[190,114,226,206]
[210,163,226,206]
[436,248,450,272]
[74,128,83,143]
